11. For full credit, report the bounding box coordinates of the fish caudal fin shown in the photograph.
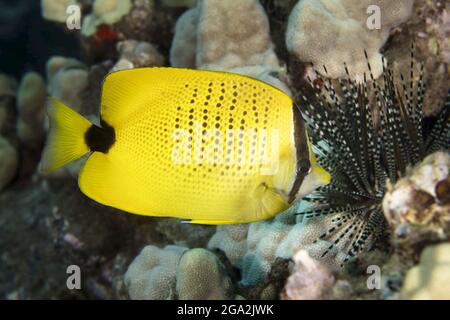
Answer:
[39,98,92,174]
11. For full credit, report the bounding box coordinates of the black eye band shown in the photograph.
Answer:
[288,103,311,203]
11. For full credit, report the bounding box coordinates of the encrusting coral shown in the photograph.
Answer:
[124,246,235,300]
[286,0,414,81]
[124,245,187,300]
[401,242,450,299]
[170,0,291,94]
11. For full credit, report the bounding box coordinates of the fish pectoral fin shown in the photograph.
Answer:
[78,151,157,216]
[250,182,289,220]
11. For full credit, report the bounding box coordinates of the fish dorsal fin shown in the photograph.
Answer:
[101,68,169,128]
[100,67,292,128]
[101,68,203,128]
[78,151,160,216]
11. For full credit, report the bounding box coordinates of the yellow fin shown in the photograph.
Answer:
[187,219,239,225]
[101,68,180,128]
[260,185,289,218]
[242,182,289,221]
[100,68,293,128]
[40,98,92,174]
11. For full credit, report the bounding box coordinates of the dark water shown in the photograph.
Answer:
[0,0,81,78]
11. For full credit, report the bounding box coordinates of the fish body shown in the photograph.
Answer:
[41,68,330,224]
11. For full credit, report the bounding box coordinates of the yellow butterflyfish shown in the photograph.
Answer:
[40,68,330,224]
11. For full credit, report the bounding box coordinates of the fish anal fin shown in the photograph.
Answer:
[78,152,158,216]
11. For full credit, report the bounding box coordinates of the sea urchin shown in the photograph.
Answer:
[295,48,449,263]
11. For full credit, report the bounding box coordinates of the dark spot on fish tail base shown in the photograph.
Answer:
[85,120,116,153]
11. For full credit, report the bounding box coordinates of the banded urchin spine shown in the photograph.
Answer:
[295,49,449,263]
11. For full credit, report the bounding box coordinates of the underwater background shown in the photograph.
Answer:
[0,0,449,300]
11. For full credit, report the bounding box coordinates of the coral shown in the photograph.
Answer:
[401,242,450,299]
[240,216,347,286]
[207,224,249,266]
[46,56,89,114]
[82,0,132,36]
[170,0,291,94]
[208,211,347,287]
[286,0,414,81]
[383,152,450,259]
[170,8,197,68]
[124,245,235,300]
[281,250,335,300]
[41,0,78,23]
[16,72,47,146]
[111,40,165,72]
[383,151,450,226]
[124,245,187,300]
[176,248,234,299]
[0,136,18,192]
